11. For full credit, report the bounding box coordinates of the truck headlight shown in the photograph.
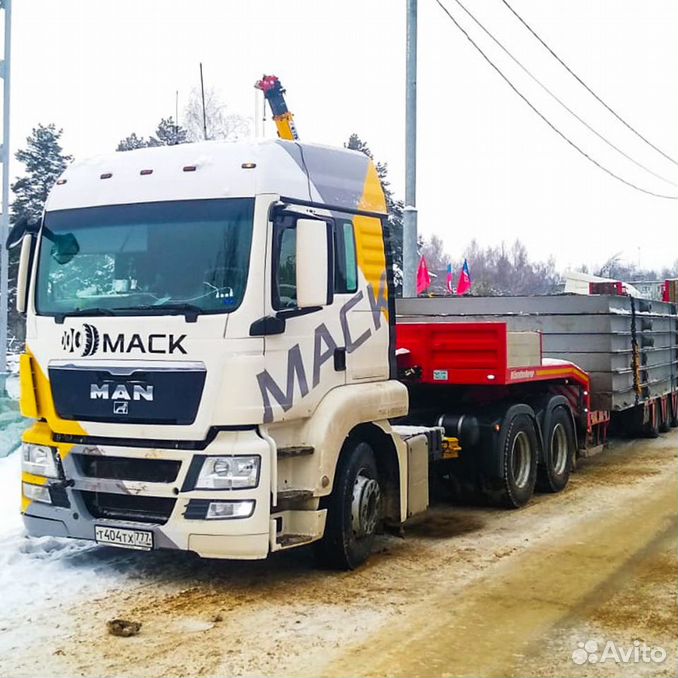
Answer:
[22,444,59,478]
[195,455,260,490]
[22,482,52,504]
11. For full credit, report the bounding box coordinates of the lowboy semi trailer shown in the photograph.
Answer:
[10,139,677,569]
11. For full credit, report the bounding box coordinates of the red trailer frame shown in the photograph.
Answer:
[396,321,610,452]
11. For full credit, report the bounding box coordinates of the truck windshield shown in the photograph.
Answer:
[35,198,255,317]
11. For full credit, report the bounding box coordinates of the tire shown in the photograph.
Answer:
[314,440,381,570]
[658,398,670,433]
[487,413,538,508]
[536,407,574,493]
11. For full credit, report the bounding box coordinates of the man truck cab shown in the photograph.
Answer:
[13,139,421,569]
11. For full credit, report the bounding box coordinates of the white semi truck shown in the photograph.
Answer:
[12,138,442,569]
[11,136,676,569]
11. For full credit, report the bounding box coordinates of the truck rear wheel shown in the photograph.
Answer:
[487,413,537,508]
[314,440,381,570]
[536,407,574,493]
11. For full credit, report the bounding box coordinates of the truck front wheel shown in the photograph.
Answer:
[314,440,381,570]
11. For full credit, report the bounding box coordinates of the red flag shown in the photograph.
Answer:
[456,258,472,295]
[416,256,431,295]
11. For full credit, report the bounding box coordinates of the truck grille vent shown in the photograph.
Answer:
[81,491,176,525]
[74,455,180,483]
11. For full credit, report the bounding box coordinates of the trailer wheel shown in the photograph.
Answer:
[314,440,381,570]
[488,413,537,508]
[536,407,574,493]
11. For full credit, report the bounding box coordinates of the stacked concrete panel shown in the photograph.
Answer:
[396,295,678,412]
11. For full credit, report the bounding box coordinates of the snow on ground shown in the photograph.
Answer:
[0,449,137,640]
[0,451,97,625]
[0,446,208,651]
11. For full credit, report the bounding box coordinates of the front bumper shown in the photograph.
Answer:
[21,426,274,560]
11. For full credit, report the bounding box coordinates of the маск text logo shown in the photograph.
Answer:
[61,324,187,356]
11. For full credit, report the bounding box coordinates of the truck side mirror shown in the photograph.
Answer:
[50,232,80,264]
[295,218,329,309]
[16,234,34,314]
[6,215,40,250]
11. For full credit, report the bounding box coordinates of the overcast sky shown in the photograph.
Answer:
[10,0,678,272]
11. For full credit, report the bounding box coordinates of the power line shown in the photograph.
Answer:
[450,0,676,188]
[432,0,677,200]
[501,0,678,167]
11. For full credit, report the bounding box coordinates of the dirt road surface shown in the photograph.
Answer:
[1,432,676,678]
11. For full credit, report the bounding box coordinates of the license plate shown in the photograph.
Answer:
[95,525,153,551]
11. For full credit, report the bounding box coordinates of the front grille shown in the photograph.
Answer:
[81,491,176,524]
[73,454,180,483]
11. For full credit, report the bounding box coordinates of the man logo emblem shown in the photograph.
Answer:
[113,401,129,415]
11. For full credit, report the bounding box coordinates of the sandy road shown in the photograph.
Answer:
[1,432,676,678]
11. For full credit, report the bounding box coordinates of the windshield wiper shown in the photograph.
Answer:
[112,303,202,322]
[54,307,117,324]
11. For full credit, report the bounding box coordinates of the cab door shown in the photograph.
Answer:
[257,209,349,424]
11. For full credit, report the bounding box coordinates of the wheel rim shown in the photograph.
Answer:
[511,431,531,489]
[352,471,380,538]
[551,423,568,476]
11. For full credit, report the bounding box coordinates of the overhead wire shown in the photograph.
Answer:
[449,0,676,188]
[501,0,678,167]
[432,0,677,200]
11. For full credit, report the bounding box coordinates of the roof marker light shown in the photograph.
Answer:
[241,162,256,169]
[140,169,153,176]
[100,172,112,180]
[183,165,197,172]
[56,179,67,185]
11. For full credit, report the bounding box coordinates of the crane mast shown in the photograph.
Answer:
[255,74,298,141]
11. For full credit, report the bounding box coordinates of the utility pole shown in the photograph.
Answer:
[0,0,11,383]
[403,0,418,298]
[199,62,208,141]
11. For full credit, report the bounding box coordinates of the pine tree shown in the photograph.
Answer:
[149,117,188,147]
[116,132,149,152]
[345,134,404,293]
[11,124,72,223]
[117,117,188,151]
[9,124,73,343]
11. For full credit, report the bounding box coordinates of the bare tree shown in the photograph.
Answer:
[421,235,561,296]
[421,234,449,273]
[184,87,250,142]
[592,254,678,282]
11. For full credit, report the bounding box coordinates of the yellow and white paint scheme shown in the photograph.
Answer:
[18,139,424,560]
